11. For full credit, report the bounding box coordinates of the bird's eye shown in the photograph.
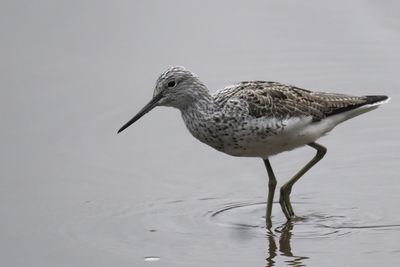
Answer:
[167,81,176,88]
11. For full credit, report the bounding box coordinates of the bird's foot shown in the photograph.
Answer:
[287,214,305,222]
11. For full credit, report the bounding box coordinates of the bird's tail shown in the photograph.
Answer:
[329,95,390,125]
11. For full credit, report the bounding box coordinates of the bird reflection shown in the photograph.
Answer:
[266,221,309,267]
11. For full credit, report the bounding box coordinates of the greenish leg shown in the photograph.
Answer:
[263,158,277,227]
[280,142,327,219]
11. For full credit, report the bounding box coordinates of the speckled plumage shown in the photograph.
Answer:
[150,67,388,158]
[118,66,389,223]
[214,81,375,120]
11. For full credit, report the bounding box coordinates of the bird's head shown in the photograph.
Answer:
[117,66,207,133]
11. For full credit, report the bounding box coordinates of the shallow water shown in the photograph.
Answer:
[1,0,400,266]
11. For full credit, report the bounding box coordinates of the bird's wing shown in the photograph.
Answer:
[214,81,369,121]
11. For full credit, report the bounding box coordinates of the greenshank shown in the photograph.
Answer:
[118,66,389,225]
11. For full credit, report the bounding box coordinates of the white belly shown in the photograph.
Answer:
[217,116,336,158]
[182,100,385,159]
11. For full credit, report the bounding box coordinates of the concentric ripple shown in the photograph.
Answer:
[205,200,400,239]
[59,196,400,263]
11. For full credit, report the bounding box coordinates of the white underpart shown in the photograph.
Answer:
[223,98,390,158]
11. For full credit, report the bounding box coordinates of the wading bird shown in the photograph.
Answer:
[118,66,389,225]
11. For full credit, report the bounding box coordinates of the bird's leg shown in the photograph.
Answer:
[263,158,277,227]
[280,142,327,219]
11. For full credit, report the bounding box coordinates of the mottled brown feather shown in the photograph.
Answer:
[214,81,378,121]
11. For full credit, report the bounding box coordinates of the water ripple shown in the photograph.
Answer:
[206,200,400,239]
[58,197,400,265]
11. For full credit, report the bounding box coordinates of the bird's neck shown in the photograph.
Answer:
[180,89,219,118]
[179,90,222,150]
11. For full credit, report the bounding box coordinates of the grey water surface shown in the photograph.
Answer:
[1,1,400,266]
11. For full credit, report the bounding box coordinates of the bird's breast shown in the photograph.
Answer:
[182,112,323,157]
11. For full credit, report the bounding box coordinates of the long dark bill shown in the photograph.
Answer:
[117,94,163,133]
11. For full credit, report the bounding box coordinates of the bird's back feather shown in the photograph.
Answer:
[213,81,388,121]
